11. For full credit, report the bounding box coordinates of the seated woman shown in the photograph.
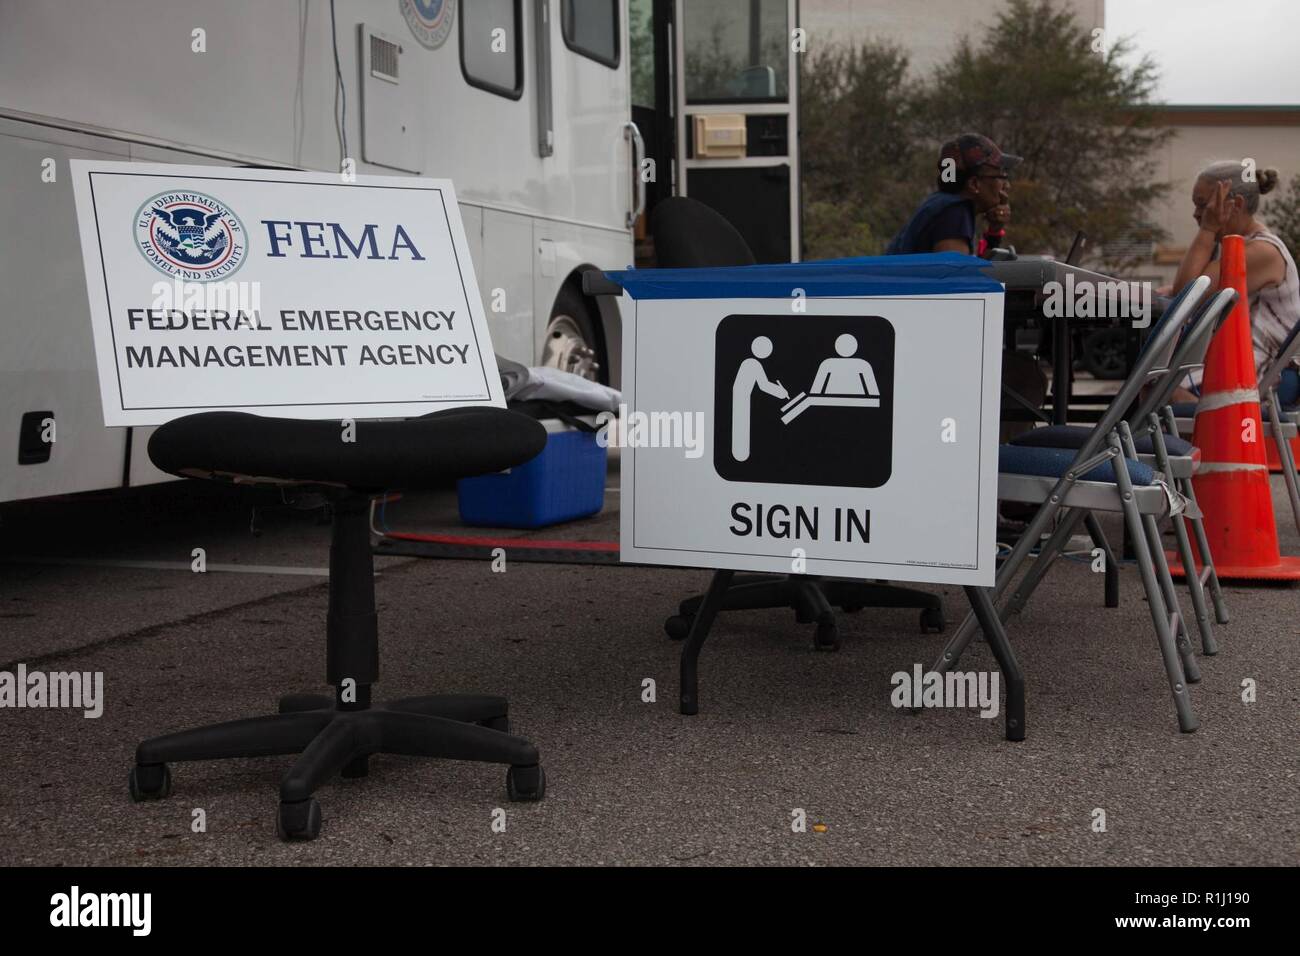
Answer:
[1172,160,1300,406]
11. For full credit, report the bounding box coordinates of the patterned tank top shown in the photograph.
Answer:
[1244,228,1300,372]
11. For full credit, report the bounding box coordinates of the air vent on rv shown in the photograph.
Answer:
[370,34,400,83]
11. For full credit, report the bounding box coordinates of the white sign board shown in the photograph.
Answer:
[620,294,1004,587]
[69,161,503,426]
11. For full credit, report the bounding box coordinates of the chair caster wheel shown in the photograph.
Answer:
[128,763,172,801]
[920,607,945,634]
[664,615,693,641]
[814,622,840,652]
[482,715,510,734]
[506,764,546,802]
[277,798,322,841]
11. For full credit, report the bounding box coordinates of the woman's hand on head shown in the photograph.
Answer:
[1199,179,1235,239]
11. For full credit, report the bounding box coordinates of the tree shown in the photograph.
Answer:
[800,0,1175,271]
[800,39,927,259]
[1263,173,1300,263]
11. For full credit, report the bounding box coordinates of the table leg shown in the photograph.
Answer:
[1053,314,1072,425]
[680,569,735,716]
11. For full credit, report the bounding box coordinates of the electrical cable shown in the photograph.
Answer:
[329,0,348,168]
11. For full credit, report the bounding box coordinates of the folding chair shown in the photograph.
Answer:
[926,276,1213,733]
[1258,324,1300,533]
[1005,288,1238,655]
[1171,320,1300,534]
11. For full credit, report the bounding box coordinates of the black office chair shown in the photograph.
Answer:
[649,197,945,653]
[128,407,548,840]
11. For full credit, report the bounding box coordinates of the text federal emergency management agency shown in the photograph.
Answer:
[120,308,471,368]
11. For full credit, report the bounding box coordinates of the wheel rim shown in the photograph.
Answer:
[541,314,600,381]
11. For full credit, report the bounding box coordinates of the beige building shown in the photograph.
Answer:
[1147,106,1300,284]
[801,0,1104,74]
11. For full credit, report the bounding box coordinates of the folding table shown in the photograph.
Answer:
[585,255,1027,740]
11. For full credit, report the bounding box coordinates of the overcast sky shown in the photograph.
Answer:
[1106,0,1299,105]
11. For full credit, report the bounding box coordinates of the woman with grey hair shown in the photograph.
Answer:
[1173,160,1299,405]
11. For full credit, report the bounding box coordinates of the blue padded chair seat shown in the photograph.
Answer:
[1011,423,1195,457]
[999,444,1157,485]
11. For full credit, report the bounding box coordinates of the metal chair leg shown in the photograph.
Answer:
[1267,390,1300,535]
[1110,432,1198,732]
[1002,507,1088,617]
[1147,414,1217,655]
[1164,406,1228,625]
[1119,422,1200,683]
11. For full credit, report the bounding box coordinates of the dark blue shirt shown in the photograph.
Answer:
[885,192,976,255]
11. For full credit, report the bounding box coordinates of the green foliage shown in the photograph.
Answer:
[800,40,926,258]
[800,0,1174,272]
[1263,173,1300,263]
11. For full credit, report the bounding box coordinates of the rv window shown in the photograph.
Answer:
[461,0,524,99]
[684,0,789,104]
[560,0,619,68]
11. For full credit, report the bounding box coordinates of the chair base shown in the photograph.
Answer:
[666,574,945,652]
[131,690,544,841]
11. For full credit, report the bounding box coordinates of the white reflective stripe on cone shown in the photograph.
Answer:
[1194,389,1264,414]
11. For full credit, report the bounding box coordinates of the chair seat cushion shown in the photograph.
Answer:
[1170,401,1197,417]
[1011,423,1196,457]
[148,407,547,492]
[999,443,1156,485]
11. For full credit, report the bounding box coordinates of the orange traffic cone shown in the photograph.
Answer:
[1172,234,1300,581]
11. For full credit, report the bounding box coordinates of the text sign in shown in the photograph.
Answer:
[70,161,503,426]
[621,294,1004,587]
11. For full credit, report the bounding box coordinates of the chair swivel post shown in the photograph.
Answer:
[326,493,379,697]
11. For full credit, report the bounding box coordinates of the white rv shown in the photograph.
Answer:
[0,0,800,503]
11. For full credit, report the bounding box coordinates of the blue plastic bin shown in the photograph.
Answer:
[457,418,607,528]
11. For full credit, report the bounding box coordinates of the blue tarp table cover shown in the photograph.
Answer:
[604,252,1005,300]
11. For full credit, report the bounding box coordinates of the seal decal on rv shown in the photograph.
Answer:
[133,190,246,281]
[400,0,455,50]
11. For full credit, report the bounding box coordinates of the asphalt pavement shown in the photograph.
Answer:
[0,470,1296,866]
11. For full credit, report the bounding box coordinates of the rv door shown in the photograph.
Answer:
[673,0,799,263]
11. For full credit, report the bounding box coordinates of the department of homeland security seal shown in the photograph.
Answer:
[133,190,246,281]
[400,0,455,50]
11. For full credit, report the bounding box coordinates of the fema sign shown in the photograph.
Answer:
[69,161,504,427]
[401,0,455,50]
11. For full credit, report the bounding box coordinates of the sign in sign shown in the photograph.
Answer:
[69,161,503,426]
[620,292,1004,586]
